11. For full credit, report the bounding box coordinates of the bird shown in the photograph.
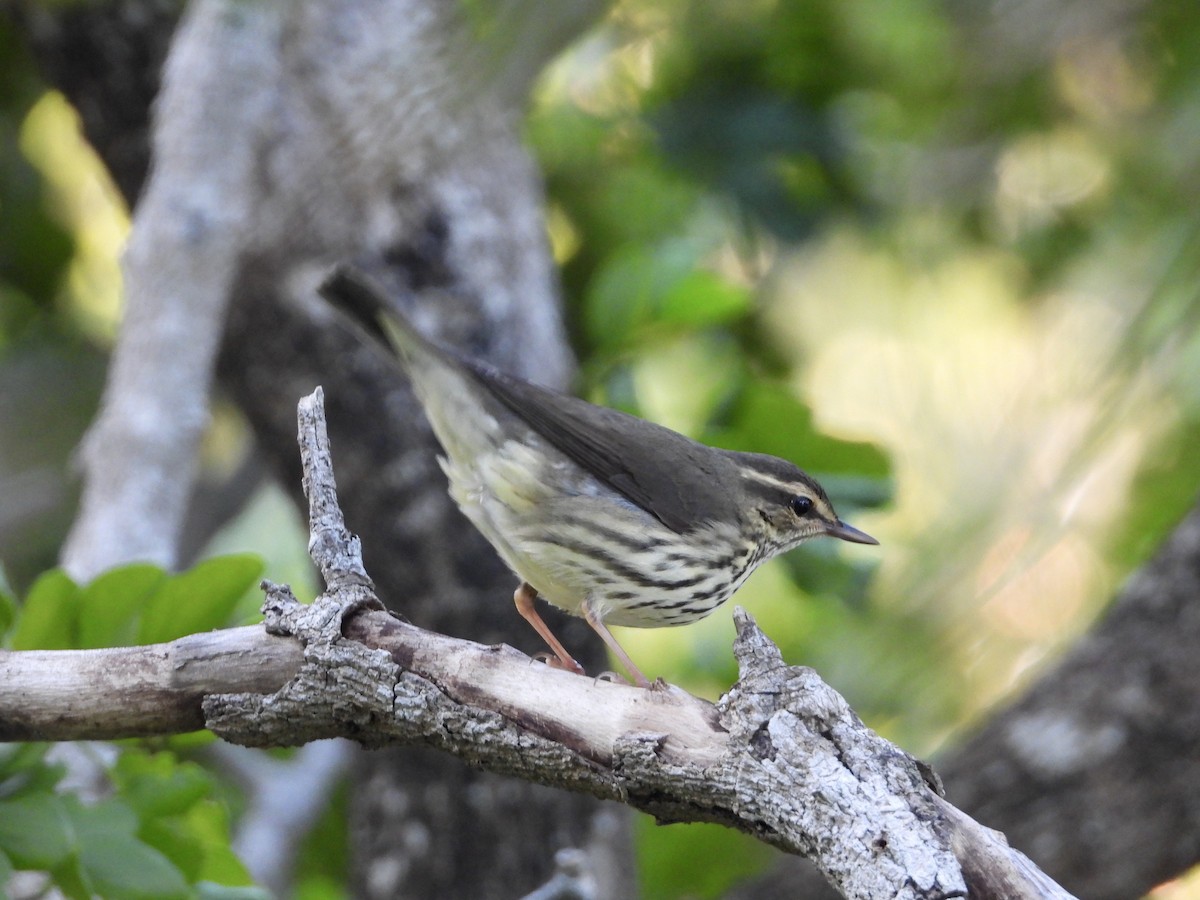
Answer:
[320,266,878,687]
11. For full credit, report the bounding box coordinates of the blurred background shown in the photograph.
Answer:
[3,0,1200,896]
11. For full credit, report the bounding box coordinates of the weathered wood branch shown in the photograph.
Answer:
[0,626,302,740]
[0,598,1073,900]
[938,502,1200,898]
[0,389,1075,900]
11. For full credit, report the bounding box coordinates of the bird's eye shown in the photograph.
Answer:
[789,496,814,517]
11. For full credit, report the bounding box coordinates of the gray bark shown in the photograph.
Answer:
[0,624,301,739]
[0,388,1076,900]
[1,592,1068,900]
[938,502,1200,898]
[729,497,1200,900]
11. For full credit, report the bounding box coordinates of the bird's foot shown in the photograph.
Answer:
[531,650,587,677]
[594,670,632,686]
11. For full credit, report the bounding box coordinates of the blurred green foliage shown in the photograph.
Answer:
[0,742,267,900]
[526,0,1200,893]
[6,556,261,652]
[0,22,73,309]
[0,19,110,592]
[0,557,271,899]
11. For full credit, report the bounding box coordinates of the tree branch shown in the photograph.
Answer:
[937,500,1200,898]
[0,389,1076,900]
[0,626,301,740]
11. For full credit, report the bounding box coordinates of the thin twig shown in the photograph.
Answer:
[297,387,373,592]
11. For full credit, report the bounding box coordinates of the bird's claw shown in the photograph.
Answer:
[594,670,631,686]
[531,650,587,677]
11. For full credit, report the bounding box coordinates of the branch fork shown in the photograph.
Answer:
[203,388,1070,899]
[0,387,1075,899]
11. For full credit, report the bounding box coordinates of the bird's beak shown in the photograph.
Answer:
[825,520,879,545]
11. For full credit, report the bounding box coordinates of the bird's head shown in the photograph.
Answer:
[730,452,878,556]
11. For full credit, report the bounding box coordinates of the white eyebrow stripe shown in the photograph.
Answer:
[739,469,805,493]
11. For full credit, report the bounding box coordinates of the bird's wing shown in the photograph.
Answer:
[465,361,737,534]
[320,265,739,533]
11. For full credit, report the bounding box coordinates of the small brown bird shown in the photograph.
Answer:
[322,268,877,686]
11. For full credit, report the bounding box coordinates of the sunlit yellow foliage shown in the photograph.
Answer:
[19,91,128,345]
[767,228,1177,723]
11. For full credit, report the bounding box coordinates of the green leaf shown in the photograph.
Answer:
[0,794,74,868]
[0,848,12,884]
[292,775,349,893]
[585,245,666,347]
[68,798,189,899]
[186,800,255,886]
[294,875,344,900]
[0,741,51,780]
[195,884,272,900]
[1109,415,1200,572]
[0,564,16,636]
[110,752,253,888]
[781,541,878,606]
[138,555,263,645]
[49,854,93,900]
[707,379,891,480]
[10,569,79,650]
[0,743,63,800]
[139,819,205,883]
[591,164,701,245]
[583,237,748,350]
[78,563,167,648]
[114,751,212,819]
[3,762,66,799]
[80,829,190,899]
[585,240,717,347]
[659,270,749,328]
[637,819,772,899]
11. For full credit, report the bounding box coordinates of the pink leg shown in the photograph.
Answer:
[583,601,651,688]
[514,583,585,676]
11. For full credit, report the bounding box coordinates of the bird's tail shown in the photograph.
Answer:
[319,265,438,372]
[318,264,510,460]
